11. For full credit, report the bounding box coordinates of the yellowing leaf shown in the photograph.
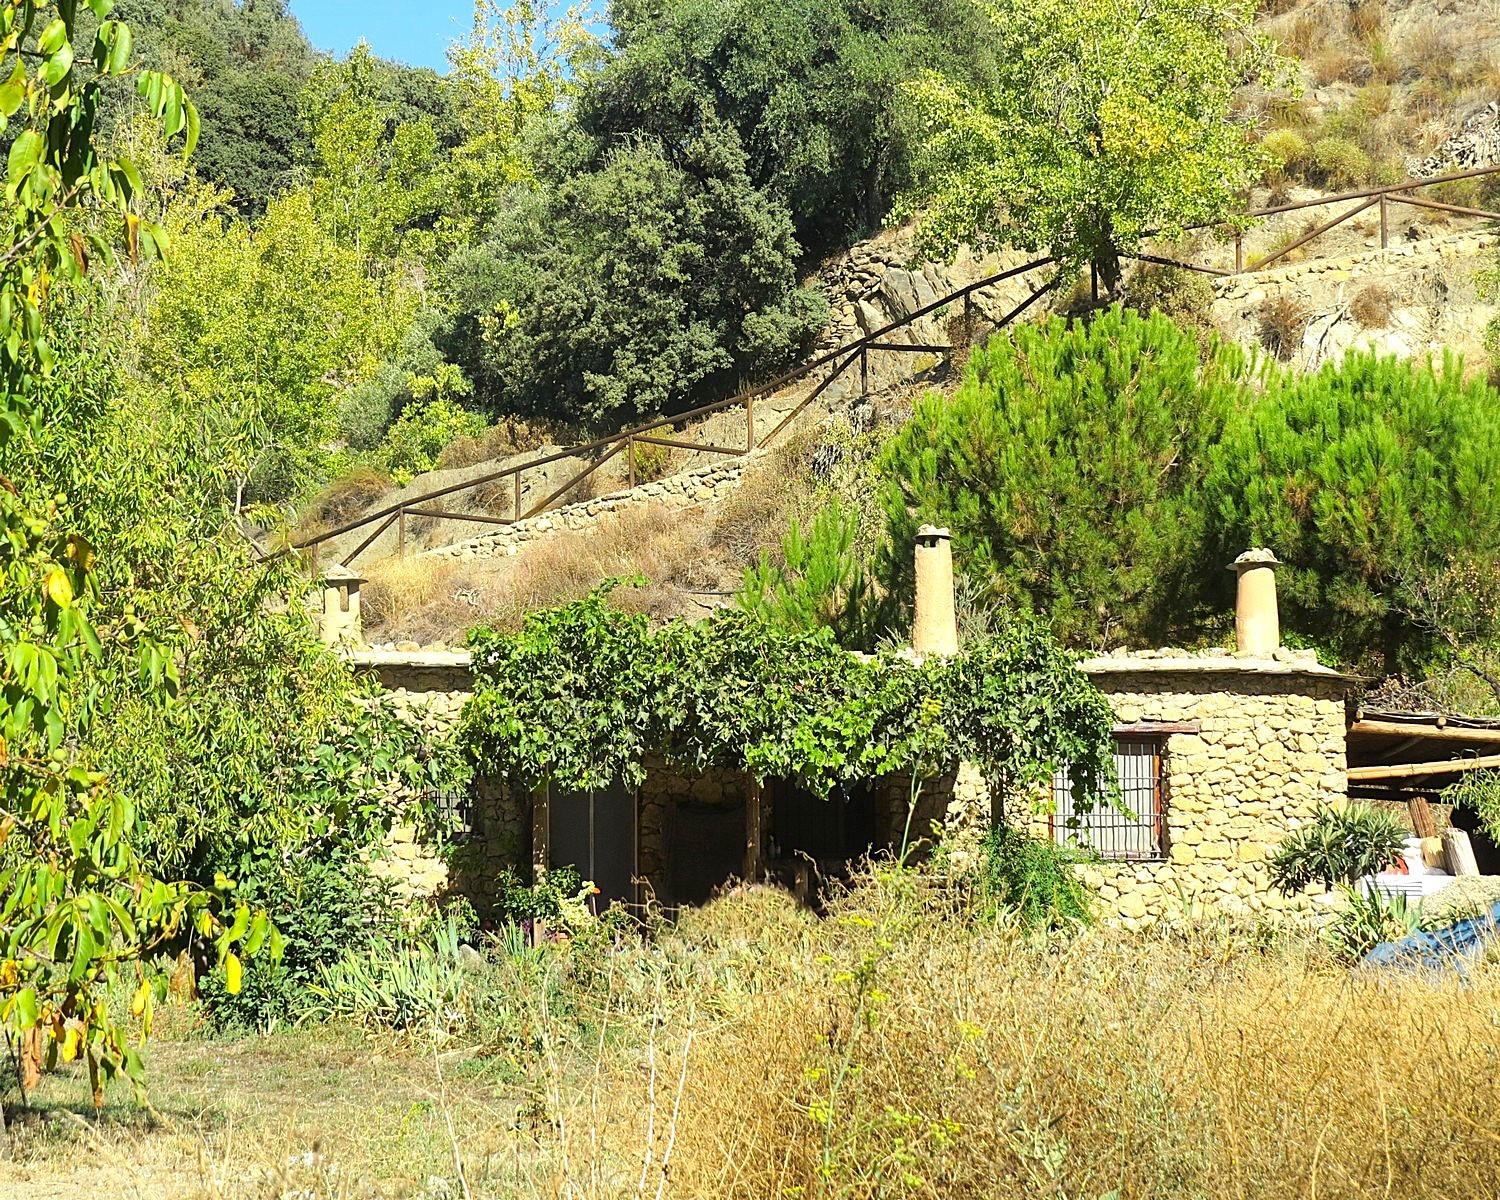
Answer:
[130,980,149,1017]
[44,566,73,607]
[60,1024,80,1062]
[223,952,242,996]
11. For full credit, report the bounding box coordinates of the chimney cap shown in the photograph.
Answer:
[319,561,365,585]
[1228,547,1280,572]
[916,524,952,545]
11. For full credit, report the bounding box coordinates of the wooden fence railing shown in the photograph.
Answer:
[1124,162,1500,279]
[292,162,1500,571]
[293,255,1060,569]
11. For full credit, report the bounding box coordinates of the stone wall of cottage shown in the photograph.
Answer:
[355,676,529,917]
[1059,664,1349,929]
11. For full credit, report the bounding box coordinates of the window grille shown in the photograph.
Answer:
[426,788,473,845]
[1052,737,1165,860]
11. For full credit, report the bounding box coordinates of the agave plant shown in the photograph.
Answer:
[1270,804,1409,894]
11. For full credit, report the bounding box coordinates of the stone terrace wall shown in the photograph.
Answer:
[426,457,749,562]
[1068,656,1351,929]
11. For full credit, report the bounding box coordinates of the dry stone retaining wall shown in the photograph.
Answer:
[425,457,750,562]
[1211,229,1498,371]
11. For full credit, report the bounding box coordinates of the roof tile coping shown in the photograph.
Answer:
[347,644,1353,685]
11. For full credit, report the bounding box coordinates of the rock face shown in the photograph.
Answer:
[1408,102,1500,178]
[811,225,1062,379]
[1211,229,1498,372]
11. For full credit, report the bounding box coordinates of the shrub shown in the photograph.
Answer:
[494,866,596,927]
[1349,284,1393,328]
[1328,886,1417,959]
[297,466,394,534]
[1260,127,1311,182]
[1122,262,1218,330]
[1269,804,1408,893]
[1204,351,1500,672]
[201,852,403,1032]
[1310,136,1372,187]
[878,307,1253,648]
[307,912,472,1033]
[737,499,878,649]
[977,824,1093,931]
[1444,770,1500,843]
[378,398,489,486]
[1257,294,1310,360]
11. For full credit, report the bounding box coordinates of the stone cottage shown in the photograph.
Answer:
[343,541,1356,927]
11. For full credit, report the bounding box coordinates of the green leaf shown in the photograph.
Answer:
[0,62,25,117]
[43,42,75,88]
[7,131,43,187]
[106,22,133,77]
[37,19,68,56]
[13,987,39,1030]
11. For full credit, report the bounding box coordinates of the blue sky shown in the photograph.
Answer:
[289,1,474,72]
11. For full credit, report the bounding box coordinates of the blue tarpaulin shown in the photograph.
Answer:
[1362,900,1500,973]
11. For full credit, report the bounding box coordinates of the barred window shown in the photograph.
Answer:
[1052,737,1165,861]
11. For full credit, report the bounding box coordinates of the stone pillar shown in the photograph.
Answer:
[318,563,364,646]
[1229,548,1280,657]
[913,525,959,657]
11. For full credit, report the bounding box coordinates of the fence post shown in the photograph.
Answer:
[397,508,406,558]
[745,396,755,451]
[513,470,522,521]
[1234,231,1243,273]
[1379,195,1388,249]
[627,436,636,488]
[859,346,869,398]
[1089,261,1098,305]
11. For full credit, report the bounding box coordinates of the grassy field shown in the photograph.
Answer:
[5,874,1500,1199]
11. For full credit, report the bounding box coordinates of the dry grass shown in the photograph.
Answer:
[10,871,1500,1198]
[1258,294,1313,360]
[435,415,581,473]
[359,431,822,645]
[645,888,1500,1200]
[293,467,394,543]
[3,1021,519,1198]
[362,503,737,644]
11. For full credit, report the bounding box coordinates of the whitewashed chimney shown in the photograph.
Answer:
[1229,548,1281,657]
[318,562,365,647]
[913,525,959,657]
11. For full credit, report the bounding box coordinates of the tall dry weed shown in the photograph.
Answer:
[539,873,1500,1200]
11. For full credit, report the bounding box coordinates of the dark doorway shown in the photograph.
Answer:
[549,782,637,913]
[668,797,746,906]
[768,779,877,903]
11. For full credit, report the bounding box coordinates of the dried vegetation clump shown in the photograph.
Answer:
[571,875,1500,1200]
[360,437,818,643]
[1258,294,1313,359]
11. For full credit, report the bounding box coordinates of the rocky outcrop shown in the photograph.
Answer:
[1212,229,1498,371]
[1407,102,1500,179]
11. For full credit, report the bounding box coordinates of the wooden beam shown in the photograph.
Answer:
[1348,752,1500,782]
[1408,795,1438,840]
[1349,719,1500,744]
[744,778,764,882]
[1113,720,1202,736]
